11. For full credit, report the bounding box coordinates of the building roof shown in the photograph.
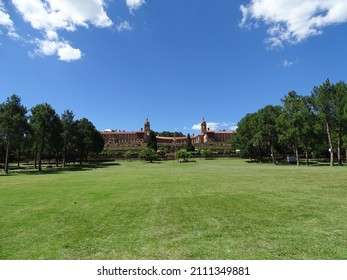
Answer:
[156,136,187,140]
[101,131,144,135]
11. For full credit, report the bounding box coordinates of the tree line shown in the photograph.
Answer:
[232,79,347,166]
[0,95,104,173]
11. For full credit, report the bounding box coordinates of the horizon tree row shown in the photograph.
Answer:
[232,79,347,166]
[0,95,104,173]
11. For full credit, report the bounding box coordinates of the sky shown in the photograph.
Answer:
[1,0,347,135]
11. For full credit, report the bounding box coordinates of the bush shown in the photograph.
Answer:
[176,149,191,162]
[139,148,158,163]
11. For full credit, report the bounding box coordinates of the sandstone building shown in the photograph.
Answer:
[101,118,233,149]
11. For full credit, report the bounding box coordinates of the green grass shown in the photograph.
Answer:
[0,159,346,260]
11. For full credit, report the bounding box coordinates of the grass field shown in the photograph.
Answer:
[0,159,346,260]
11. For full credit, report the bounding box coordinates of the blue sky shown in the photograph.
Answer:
[1,0,347,135]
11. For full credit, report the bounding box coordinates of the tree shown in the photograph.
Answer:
[30,103,60,171]
[185,133,195,152]
[298,96,320,166]
[61,110,76,167]
[140,147,158,163]
[147,130,158,151]
[0,95,28,173]
[46,114,63,166]
[256,105,282,164]
[231,113,259,159]
[201,149,212,159]
[176,149,191,162]
[334,81,347,165]
[277,91,311,166]
[312,79,337,166]
[75,118,104,164]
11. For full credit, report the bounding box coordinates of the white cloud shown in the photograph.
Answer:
[0,4,12,27]
[57,43,82,62]
[240,0,347,48]
[12,0,113,32]
[115,20,132,32]
[192,121,234,132]
[1,0,144,60]
[33,39,82,61]
[192,124,200,130]
[11,0,112,61]
[126,0,145,12]
[282,58,298,68]
[0,0,20,39]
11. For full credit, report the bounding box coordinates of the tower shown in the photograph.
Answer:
[201,117,207,134]
[144,118,150,134]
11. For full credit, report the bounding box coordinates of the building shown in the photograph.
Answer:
[101,118,233,149]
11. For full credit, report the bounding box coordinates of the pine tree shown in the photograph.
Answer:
[185,133,195,152]
[147,130,158,151]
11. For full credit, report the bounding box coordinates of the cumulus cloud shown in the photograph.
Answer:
[192,121,235,132]
[2,0,147,61]
[126,0,146,12]
[32,39,82,61]
[10,0,112,61]
[240,0,347,48]
[12,0,113,33]
[0,0,20,39]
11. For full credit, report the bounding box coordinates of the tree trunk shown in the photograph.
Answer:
[63,147,66,168]
[4,141,10,174]
[326,122,334,166]
[270,145,276,164]
[337,128,342,166]
[305,148,309,166]
[17,148,21,168]
[34,144,38,169]
[295,145,300,167]
[38,138,44,171]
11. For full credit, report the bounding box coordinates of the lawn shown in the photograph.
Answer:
[0,159,346,260]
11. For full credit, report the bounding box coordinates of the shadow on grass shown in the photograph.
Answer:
[177,160,197,163]
[244,159,343,167]
[0,161,121,176]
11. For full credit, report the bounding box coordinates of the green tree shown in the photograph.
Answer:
[256,105,282,164]
[147,130,158,151]
[185,133,195,152]
[277,91,312,166]
[298,96,320,166]
[231,113,259,159]
[75,118,104,164]
[61,110,76,167]
[201,149,212,159]
[312,79,337,166]
[176,149,191,162]
[46,114,63,166]
[30,103,60,171]
[0,95,28,173]
[334,81,347,165]
[140,147,158,163]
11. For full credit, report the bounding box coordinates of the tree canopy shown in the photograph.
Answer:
[233,79,347,166]
[0,95,104,172]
